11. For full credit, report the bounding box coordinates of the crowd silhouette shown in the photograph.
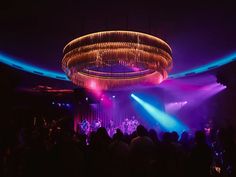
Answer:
[1,122,236,177]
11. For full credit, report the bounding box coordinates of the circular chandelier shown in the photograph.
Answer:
[62,31,173,90]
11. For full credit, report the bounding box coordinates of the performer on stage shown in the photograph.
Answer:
[80,119,90,135]
[122,118,129,134]
[91,118,102,132]
[108,119,115,136]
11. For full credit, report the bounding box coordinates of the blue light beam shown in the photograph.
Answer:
[0,53,69,81]
[169,52,236,79]
[0,51,236,81]
[131,93,188,133]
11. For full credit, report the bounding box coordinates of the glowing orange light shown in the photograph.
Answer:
[62,31,173,90]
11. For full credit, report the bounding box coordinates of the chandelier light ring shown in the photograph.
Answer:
[62,31,173,90]
[63,31,172,54]
[63,49,171,69]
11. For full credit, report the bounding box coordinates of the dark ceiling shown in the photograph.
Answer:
[0,0,236,74]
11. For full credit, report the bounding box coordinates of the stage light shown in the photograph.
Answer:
[165,101,188,114]
[112,95,116,98]
[52,101,55,105]
[66,103,70,107]
[86,97,88,101]
[131,94,188,133]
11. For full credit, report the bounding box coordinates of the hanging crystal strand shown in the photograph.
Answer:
[99,32,103,67]
[123,31,126,79]
[109,31,112,77]
[137,33,140,69]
